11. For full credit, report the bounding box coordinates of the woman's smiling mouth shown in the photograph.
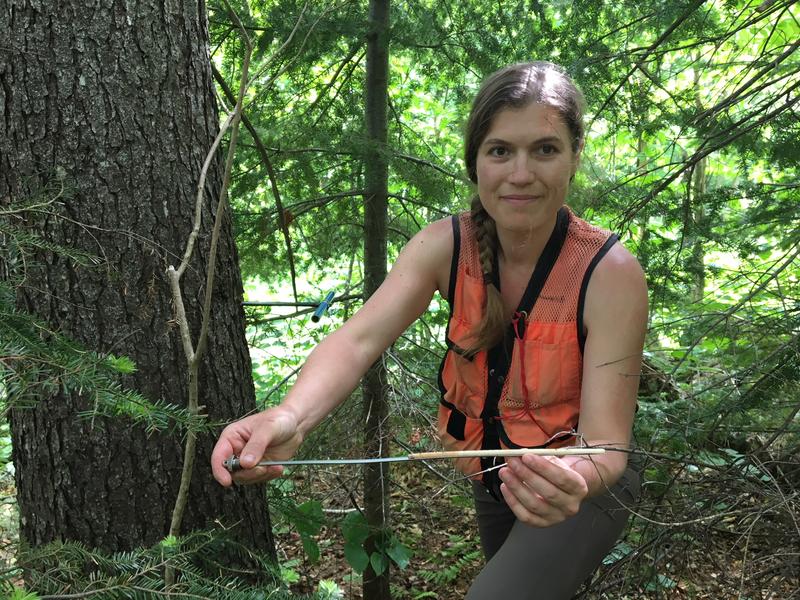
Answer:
[500,194,541,204]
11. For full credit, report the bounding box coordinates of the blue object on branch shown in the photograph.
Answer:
[311,291,335,322]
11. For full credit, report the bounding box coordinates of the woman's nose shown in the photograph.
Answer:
[508,156,536,185]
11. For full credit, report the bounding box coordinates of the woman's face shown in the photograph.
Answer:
[475,102,579,236]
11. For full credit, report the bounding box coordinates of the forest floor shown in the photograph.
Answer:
[0,465,18,588]
[273,462,484,600]
[0,461,796,599]
[274,463,799,600]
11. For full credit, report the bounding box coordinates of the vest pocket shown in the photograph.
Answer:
[437,403,484,477]
[501,338,581,428]
[441,317,487,413]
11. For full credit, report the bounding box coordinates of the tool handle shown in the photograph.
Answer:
[311,291,335,322]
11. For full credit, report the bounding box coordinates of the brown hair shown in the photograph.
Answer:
[465,62,586,352]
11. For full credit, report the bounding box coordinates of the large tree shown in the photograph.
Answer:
[0,0,272,554]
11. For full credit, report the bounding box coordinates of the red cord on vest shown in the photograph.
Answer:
[511,312,531,415]
[496,311,550,438]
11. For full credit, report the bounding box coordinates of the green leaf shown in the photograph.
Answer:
[301,533,320,563]
[343,540,369,574]
[8,589,40,600]
[697,450,728,467]
[370,551,389,576]
[317,579,344,599]
[290,500,323,562]
[645,574,677,591]
[385,539,411,569]
[603,541,632,565]
[295,500,324,536]
[341,511,370,545]
[280,565,300,584]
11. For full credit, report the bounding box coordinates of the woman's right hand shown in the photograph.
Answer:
[210,406,304,487]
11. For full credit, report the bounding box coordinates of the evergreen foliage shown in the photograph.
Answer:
[1,0,797,596]
[209,0,798,595]
[8,529,316,599]
[0,201,208,435]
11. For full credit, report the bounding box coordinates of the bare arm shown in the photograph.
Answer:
[211,218,453,485]
[566,242,648,495]
[498,243,648,524]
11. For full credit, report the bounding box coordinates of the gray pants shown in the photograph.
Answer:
[466,465,640,600]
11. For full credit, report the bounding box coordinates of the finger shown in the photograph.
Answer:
[498,476,551,527]
[507,458,568,508]
[237,427,275,469]
[513,456,587,519]
[521,454,586,495]
[211,437,236,487]
[499,466,552,516]
[232,464,284,485]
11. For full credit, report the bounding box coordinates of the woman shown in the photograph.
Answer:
[211,62,648,599]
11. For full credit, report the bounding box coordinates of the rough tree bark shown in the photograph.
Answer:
[0,0,273,554]
[361,0,391,598]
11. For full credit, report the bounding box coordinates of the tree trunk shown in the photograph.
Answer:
[362,0,391,598]
[688,62,707,303]
[0,0,273,555]
[689,157,707,303]
[635,130,651,269]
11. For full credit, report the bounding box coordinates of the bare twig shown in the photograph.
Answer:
[174,110,237,281]
[170,1,252,530]
[164,0,253,588]
[210,62,300,303]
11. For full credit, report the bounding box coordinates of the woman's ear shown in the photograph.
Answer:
[571,139,585,180]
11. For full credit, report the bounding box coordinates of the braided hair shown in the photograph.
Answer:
[464,62,586,352]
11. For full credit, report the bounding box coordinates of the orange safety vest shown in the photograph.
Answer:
[437,206,618,480]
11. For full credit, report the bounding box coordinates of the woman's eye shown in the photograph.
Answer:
[488,146,509,157]
[539,144,558,155]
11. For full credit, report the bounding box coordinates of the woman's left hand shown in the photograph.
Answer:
[498,454,589,527]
